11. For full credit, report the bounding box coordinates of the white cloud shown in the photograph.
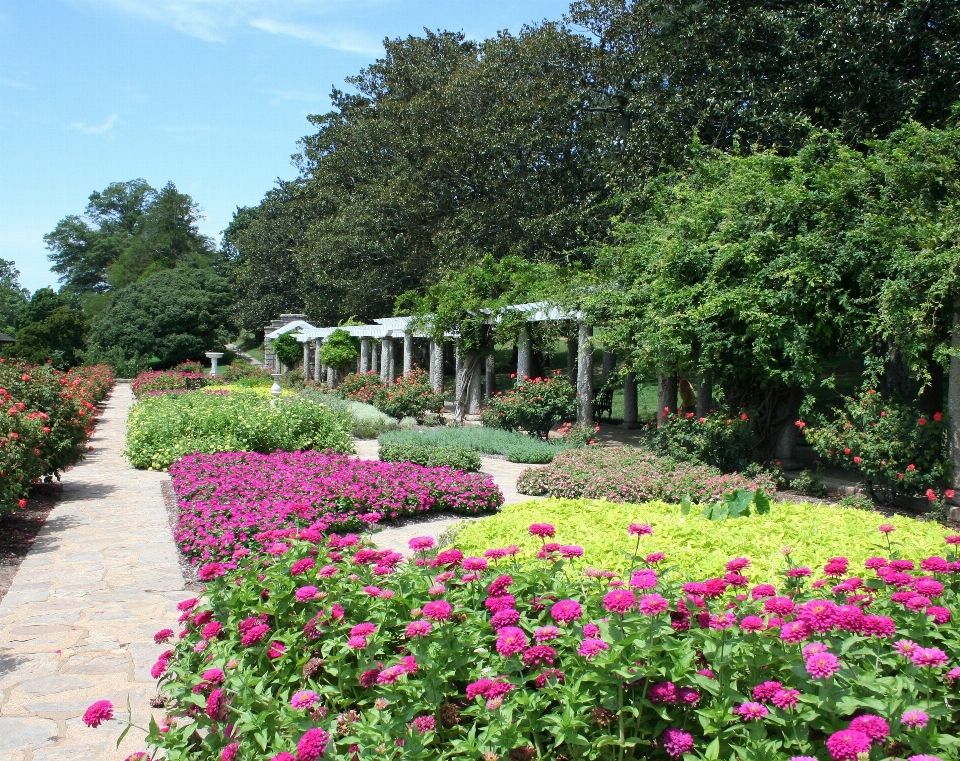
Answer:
[263,88,324,104]
[0,77,28,89]
[68,114,120,134]
[249,17,380,54]
[74,1,389,51]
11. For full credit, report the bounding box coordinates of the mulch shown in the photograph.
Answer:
[0,482,62,604]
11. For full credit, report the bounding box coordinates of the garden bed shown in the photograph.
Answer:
[379,427,569,463]
[168,451,504,562]
[130,511,959,761]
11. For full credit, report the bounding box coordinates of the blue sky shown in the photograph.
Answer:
[0,0,573,293]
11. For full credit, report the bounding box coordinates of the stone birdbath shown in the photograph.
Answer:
[205,351,225,376]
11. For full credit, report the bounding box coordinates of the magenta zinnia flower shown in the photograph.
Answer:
[805,652,841,679]
[410,715,436,734]
[423,600,453,621]
[660,727,694,758]
[577,638,609,660]
[528,522,556,538]
[82,700,113,727]
[405,620,432,638]
[734,702,768,721]
[496,627,528,657]
[825,729,871,760]
[296,727,330,761]
[848,714,889,744]
[637,593,669,616]
[550,599,582,625]
[290,690,320,709]
[602,589,637,614]
[628,523,652,536]
[771,688,801,710]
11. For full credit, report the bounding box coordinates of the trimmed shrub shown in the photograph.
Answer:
[271,331,303,368]
[299,388,398,439]
[379,441,482,472]
[168,451,503,561]
[124,391,353,470]
[134,510,956,761]
[131,370,224,398]
[372,368,444,422]
[517,446,776,504]
[319,329,359,372]
[481,370,576,438]
[378,426,567,464]
[218,363,272,386]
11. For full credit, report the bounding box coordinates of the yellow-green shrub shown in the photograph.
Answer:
[453,497,948,583]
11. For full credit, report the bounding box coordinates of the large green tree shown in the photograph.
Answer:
[45,180,218,303]
[0,259,29,335]
[88,269,235,368]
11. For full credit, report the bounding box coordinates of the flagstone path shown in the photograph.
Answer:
[0,385,185,761]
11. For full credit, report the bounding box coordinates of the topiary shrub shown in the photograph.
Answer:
[379,441,482,472]
[319,329,359,373]
[481,370,576,439]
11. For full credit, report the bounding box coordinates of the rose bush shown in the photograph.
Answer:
[480,371,576,439]
[169,451,504,562]
[0,360,113,517]
[133,519,958,761]
[800,388,949,504]
[649,411,755,472]
[336,371,385,405]
[372,368,444,422]
[517,446,776,504]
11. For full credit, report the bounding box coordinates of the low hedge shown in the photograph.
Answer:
[378,427,567,463]
[0,361,113,516]
[299,388,398,439]
[131,370,224,398]
[379,441,482,472]
[453,496,949,583]
[124,391,353,470]
[517,445,777,503]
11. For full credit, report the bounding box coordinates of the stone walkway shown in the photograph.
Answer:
[0,385,185,761]
[352,439,542,554]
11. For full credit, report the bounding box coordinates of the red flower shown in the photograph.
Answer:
[934,412,943,422]
[918,418,927,426]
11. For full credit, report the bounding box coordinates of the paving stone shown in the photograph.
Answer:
[63,656,128,675]
[17,675,94,694]
[0,717,57,752]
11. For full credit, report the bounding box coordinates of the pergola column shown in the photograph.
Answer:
[601,350,616,387]
[302,341,311,381]
[622,372,639,429]
[313,340,322,381]
[576,322,594,424]
[485,354,496,399]
[359,337,371,373]
[327,366,336,389]
[372,342,380,375]
[429,340,444,392]
[381,337,392,384]
[403,332,413,376]
[387,337,396,382]
[516,325,531,380]
[454,346,462,401]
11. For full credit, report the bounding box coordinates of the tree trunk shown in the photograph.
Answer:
[657,371,678,428]
[429,340,444,393]
[695,369,713,418]
[485,354,496,399]
[949,299,960,493]
[601,350,616,387]
[576,322,593,423]
[454,352,483,423]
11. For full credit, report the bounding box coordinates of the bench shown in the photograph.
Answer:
[593,385,614,421]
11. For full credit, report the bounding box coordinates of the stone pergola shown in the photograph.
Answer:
[270,303,637,426]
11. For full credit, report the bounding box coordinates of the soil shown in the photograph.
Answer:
[160,480,204,591]
[0,482,62,604]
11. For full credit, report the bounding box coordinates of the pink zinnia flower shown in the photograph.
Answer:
[296,727,330,761]
[295,586,319,602]
[422,600,453,621]
[739,615,764,632]
[637,593,669,616]
[377,664,408,684]
[410,715,436,734]
[267,641,286,659]
[645,551,665,563]
[347,635,368,649]
[726,557,750,572]
[496,627,528,657]
[408,536,435,551]
[752,681,782,701]
[550,599,583,625]
[577,638,609,660]
[82,700,113,728]
[405,620,432,638]
[534,625,559,641]
[901,709,930,729]
[628,523,652,536]
[290,557,315,576]
[602,589,637,614]
[528,523,556,538]
[825,729,871,760]
[771,689,801,710]
[521,645,557,668]
[878,524,895,534]
[848,714,890,744]
[487,574,513,595]
[153,629,173,644]
[911,647,949,668]
[734,702,769,721]
[805,652,841,679]
[560,545,584,558]
[660,728,694,758]
[350,622,377,637]
[290,690,319,709]
[629,570,658,589]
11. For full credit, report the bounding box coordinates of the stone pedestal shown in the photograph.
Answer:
[205,352,224,377]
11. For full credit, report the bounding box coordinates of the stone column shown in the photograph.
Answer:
[566,335,577,383]
[485,354,496,399]
[372,342,380,375]
[516,325,531,381]
[381,337,392,384]
[429,340,444,393]
[622,372,639,429]
[576,322,593,424]
[403,332,413,376]
[601,350,616,387]
[327,366,336,389]
[313,340,322,381]
[387,338,397,383]
[454,346,463,403]
[302,341,311,380]
[359,337,371,373]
